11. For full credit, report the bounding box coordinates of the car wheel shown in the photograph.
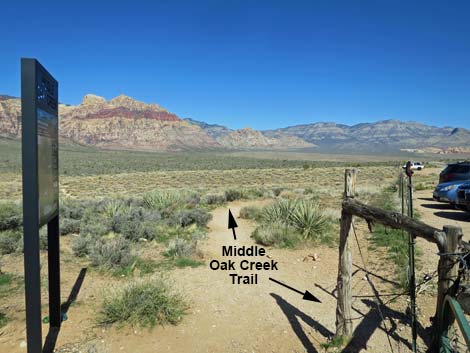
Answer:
[417,167,422,171]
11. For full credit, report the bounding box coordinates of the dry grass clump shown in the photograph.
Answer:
[99,277,188,327]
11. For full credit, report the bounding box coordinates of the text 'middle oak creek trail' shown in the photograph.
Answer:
[209,209,321,305]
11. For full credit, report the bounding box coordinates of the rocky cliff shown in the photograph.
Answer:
[1,94,469,153]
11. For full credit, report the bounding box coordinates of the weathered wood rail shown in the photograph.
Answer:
[335,169,462,351]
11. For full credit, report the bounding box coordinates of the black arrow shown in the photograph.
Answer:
[228,209,238,240]
[269,277,321,302]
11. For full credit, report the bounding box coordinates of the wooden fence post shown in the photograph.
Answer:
[335,168,357,337]
[432,225,462,350]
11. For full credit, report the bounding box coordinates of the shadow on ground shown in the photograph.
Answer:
[43,268,87,353]
[420,202,452,210]
[271,293,333,353]
[312,280,432,353]
[434,211,470,222]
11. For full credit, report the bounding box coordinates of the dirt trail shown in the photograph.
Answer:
[101,200,416,353]
[1,200,420,353]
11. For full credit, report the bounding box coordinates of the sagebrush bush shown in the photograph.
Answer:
[60,200,87,220]
[164,237,197,258]
[203,194,226,205]
[99,278,187,327]
[239,206,262,221]
[246,188,266,199]
[0,230,22,254]
[168,208,212,228]
[89,236,134,269]
[80,211,112,238]
[0,202,22,231]
[224,189,244,202]
[60,218,81,235]
[251,223,300,248]
[185,193,201,206]
[72,236,91,257]
[137,221,159,241]
[272,187,284,197]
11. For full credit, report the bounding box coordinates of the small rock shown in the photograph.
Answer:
[19,341,27,349]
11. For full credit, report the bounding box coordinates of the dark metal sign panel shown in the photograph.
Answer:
[35,63,59,226]
[37,107,58,225]
[22,58,61,353]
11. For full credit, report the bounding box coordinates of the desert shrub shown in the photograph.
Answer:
[60,218,81,235]
[72,236,91,257]
[224,189,244,202]
[143,191,184,211]
[289,201,331,240]
[185,193,201,207]
[0,202,22,231]
[164,237,197,258]
[126,197,146,209]
[251,223,300,248]
[261,200,295,224]
[203,194,226,205]
[80,218,111,238]
[256,199,333,244]
[117,218,142,242]
[147,224,185,243]
[239,206,262,221]
[245,188,265,199]
[137,221,159,241]
[168,208,212,228]
[60,200,87,220]
[99,277,187,327]
[272,187,284,197]
[104,199,132,219]
[0,230,22,254]
[89,236,134,269]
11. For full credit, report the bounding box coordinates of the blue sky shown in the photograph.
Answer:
[1,0,469,130]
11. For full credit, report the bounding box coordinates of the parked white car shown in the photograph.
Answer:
[403,162,425,171]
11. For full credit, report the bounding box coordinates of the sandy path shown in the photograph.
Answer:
[102,200,338,353]
[1,200,423,353]
[100,201,417,353]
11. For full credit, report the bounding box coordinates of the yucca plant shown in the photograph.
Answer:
[143,191,184,210]
[257,199,333,245]
[289,200,330,240]
[104,199,132,219]
[260,199,296,225]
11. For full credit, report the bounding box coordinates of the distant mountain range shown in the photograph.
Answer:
[1,93,469,153]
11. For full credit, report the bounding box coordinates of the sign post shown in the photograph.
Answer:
[21,58,60,353]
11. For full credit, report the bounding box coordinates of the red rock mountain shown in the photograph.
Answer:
[4,93,466,153]
[0,94,313,151]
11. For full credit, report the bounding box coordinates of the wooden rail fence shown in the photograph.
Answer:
[335,168,462,351]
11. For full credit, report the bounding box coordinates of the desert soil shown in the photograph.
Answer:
[1,178,469,353]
